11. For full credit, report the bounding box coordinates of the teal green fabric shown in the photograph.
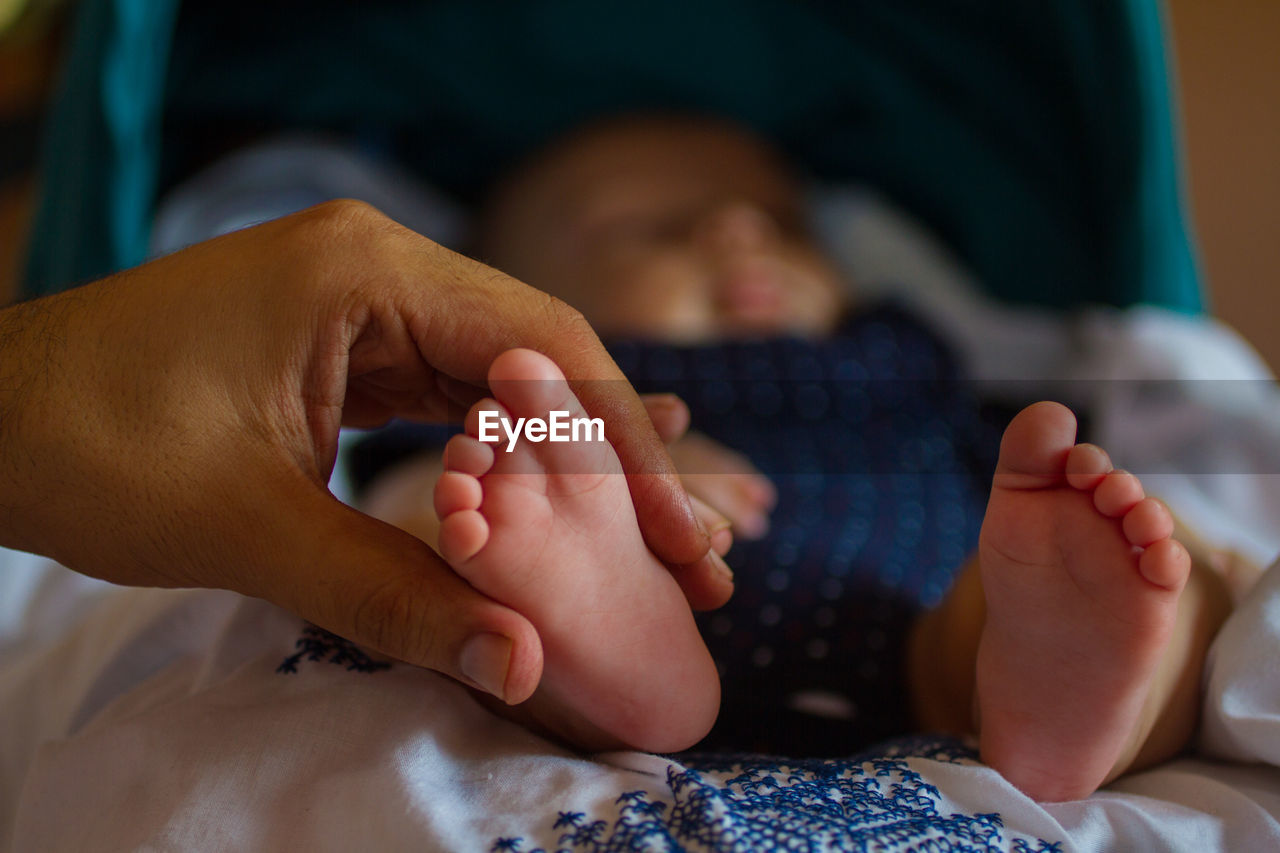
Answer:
[23,0,1202,314]
[24,0,179,294]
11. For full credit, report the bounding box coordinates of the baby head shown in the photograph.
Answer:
[478,114,846,344]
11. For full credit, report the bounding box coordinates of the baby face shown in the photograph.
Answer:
[480,117,846,343]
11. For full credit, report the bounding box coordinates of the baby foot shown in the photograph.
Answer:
[434,348,720,752]
[976,401,1191,801]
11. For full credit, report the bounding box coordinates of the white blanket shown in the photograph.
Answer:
[2,548,1279,851]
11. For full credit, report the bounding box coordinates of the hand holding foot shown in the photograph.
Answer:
[976,402,1191,801]
[434,349,721,752]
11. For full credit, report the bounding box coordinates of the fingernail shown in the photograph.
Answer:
[693,508,711,539]
[709,523,733,557]
[459,632,512,702]
[707,516,731,536]
[708,549,734,582]
[647,395,678,413]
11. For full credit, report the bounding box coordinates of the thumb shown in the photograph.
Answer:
[261,488,544,705]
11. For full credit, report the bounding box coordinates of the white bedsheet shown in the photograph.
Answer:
[1,549,1279,851]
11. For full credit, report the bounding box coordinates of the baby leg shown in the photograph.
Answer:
[908,402,1233,801]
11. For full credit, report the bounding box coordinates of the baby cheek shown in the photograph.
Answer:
[787,258,847,333]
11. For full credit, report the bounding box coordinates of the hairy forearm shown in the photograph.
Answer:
[0,275,193,583]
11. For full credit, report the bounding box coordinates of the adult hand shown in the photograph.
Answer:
[0,200,732,704]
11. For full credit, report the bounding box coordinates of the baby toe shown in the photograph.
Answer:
[434,470,484,518]
[443,433,495,477]
[466,398,512,443]
[1065,443,1112,490]
[1138,538,1192,591]
[1093,470,1145,518]
[438,509,490,565]
[1122,497,1174,548]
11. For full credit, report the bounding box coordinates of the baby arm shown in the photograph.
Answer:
[666,432,777,540]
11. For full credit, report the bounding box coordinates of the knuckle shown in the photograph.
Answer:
[303,198,388,236]
[542,292,587,329]
[348,571,444,667]
[276,199,407,298]
[292,199,393,258]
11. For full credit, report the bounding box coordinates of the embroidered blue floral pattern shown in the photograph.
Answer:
[276,625,391,674]
[491,737,1061,852]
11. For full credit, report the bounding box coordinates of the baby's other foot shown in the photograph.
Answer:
[434,348,719,752]
[976,401,1190,801]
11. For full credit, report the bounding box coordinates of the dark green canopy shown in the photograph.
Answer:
[23,0,1202,313]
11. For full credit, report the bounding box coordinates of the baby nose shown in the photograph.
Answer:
[695,202,780,257]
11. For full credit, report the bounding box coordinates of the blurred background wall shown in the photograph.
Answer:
[1166,0,1280,373]
[0,26,51,305]
[0,3,1276,371]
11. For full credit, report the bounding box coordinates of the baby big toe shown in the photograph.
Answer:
[487,348,577,419]
[994,401,1079,487]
